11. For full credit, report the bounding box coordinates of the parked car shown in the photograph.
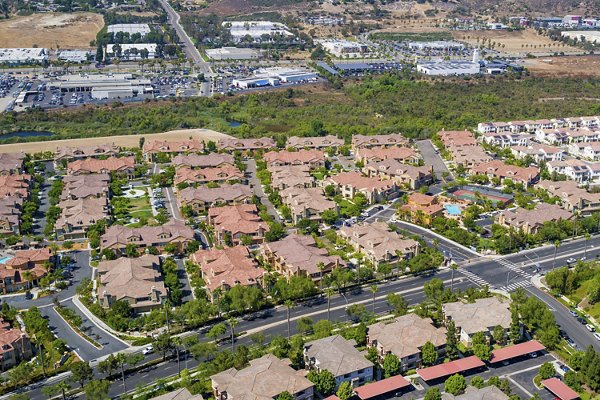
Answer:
[566,257,577,264]
[594,333,600,341]
[569,309,578,317]
[577,317,587,325]
[142,346,154,355]
[586,324,596,332]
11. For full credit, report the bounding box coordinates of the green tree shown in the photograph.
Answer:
[446,319,458,360]
[277,391,294,400]
[444,374,467,396]
[421,341,438,366]
[307,369,337,396]
[336,381,353,400]
[70,361,93,388]
[564,370,581,391]
[470,376,485,389]
[539,362,556,379]
[84,380,111,400]
[296,317,313,335]
[492,325,506,345]
[424,387,441,400]
[473,343,491,361]
[387,293,408,316]
[383,353,401,378]
[8,362,33,386]
[313,320,334,339]
[509,306,521,343]
[155,332,173,361]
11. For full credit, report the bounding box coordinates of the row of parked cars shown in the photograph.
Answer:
[567,308,600,341]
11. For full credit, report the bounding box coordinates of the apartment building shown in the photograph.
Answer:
[172,153,235,169]
[67,156,136,177]
[279,187,335,224]
[496,203,573,234]
[0,153,24,175]
[0,197,22,236]
[208,204,268,246]
[442,298,511,346]
[537,180,600,215]
[263,150,325,169]
[217,137,276,152]
[174,166,245,186]
[0,318,32,371]
[54,144,120,168]
[55,197,109,239]
[355,147,419,165]
[191,246,264,299]
[101,220,195,255]
[325,172,398,204]
[367,314,447,371]
[0,248,53,294]
[143,139,204,161]
[60,174,110,200]
[510,144,565,163]
[269,165,314,191]
[262,233,343,281]
[364,159,433,189]
[470,160,540,187]
[304,335,373,387]
[339,221,420,266]
[211,354,314,400]
[481,132,530,148]
[398,193,444,226]
[177,184,253,213]
[97,255,167,313]
[0,174,31,198]
[351,134,408,152]
[287,135,344,150]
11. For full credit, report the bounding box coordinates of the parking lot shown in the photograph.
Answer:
[0,72,200,111]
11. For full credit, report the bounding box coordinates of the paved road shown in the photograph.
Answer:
[174,258,194,303]
[0,251,128,361]
[245,159,281,223]
[164,186,183,221]
[417,139,453,182]
[157,0,211,75]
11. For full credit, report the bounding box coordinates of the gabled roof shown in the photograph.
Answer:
[304,335,373,377]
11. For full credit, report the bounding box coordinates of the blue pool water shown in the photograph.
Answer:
[228,121,242,127]
[1,131,54,139]
[444,204,462,216]
[0,256,13,264]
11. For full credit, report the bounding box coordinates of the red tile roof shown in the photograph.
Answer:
[417,356,485,381]
[490,340,545,363]
[355,375,412,399]
[542,378,579,400]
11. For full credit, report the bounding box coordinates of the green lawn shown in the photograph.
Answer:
[569,280,600,321]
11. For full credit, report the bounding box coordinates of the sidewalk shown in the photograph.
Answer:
[71,295,131,346]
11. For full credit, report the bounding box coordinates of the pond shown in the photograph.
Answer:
[228,121,242,127]
[1,131,55,139]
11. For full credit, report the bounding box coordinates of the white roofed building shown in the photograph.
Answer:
[107,24,151,36]
[0,48,48,65]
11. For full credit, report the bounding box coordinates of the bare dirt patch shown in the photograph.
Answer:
[0,129,233,154]
[452,28,579,56]
[525,55,600,77]
[0,12,104,49]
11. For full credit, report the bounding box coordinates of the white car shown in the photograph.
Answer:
[594,333,600,341]
[586,324,596,332]
[142,346,154,355]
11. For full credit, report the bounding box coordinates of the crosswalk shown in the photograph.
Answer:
[495,257,533,279]
[457,268,489,287]
[500,279,532,292]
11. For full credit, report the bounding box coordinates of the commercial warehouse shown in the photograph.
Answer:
[224,21,293,43]
[49,74,154,100]
[57,50,94,63]
[107,24,151,36]
[106,43,158,60]
[205,47,262,60]
[417,60,480,76]
[0,48,49,65]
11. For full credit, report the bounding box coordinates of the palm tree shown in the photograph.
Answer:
[228,318,238,352]
[115,353,128,392]
[22,270,34,290]
[325,288,334,321]
[369,285,378,313]
[172,336,182,377]
[450,264,458,291]
[553,240,560,268]
[55,381,71,400]
[317,262,326,290]
[585,233,591,258]
[284,300,293,340]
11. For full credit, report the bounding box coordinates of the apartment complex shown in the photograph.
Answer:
[442,298,511,346]
[177,184,254,213]
[101,220,195,255]
[143,139,204,161]
[208,204,268,246]
[325,172,398,203]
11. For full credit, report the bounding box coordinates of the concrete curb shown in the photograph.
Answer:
[71,295,130,347]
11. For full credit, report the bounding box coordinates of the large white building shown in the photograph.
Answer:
[417,49,481,76]
[106,43,157,60]
[57,50,94,63]
[107,24,151,36]
[317,39,370,58]
[407,41,465,50]
[0,48,48,65]
[224,21,293,43]
[205,47,262,60]
[50,74,154,100]
[561,31,600,43]
[232,67,317,89]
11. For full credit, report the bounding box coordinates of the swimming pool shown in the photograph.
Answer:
[0,256,13,264]
[444,204,462,216]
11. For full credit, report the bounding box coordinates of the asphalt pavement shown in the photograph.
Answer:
[417,139,453,181]
[245,159,281,222]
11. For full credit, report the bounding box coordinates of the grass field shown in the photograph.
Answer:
[0,13,104,49]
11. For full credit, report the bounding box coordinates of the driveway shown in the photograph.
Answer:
[175,258,194,302]
[417,139,453,182]
[164,187,182,221]
[245,159,280,222]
